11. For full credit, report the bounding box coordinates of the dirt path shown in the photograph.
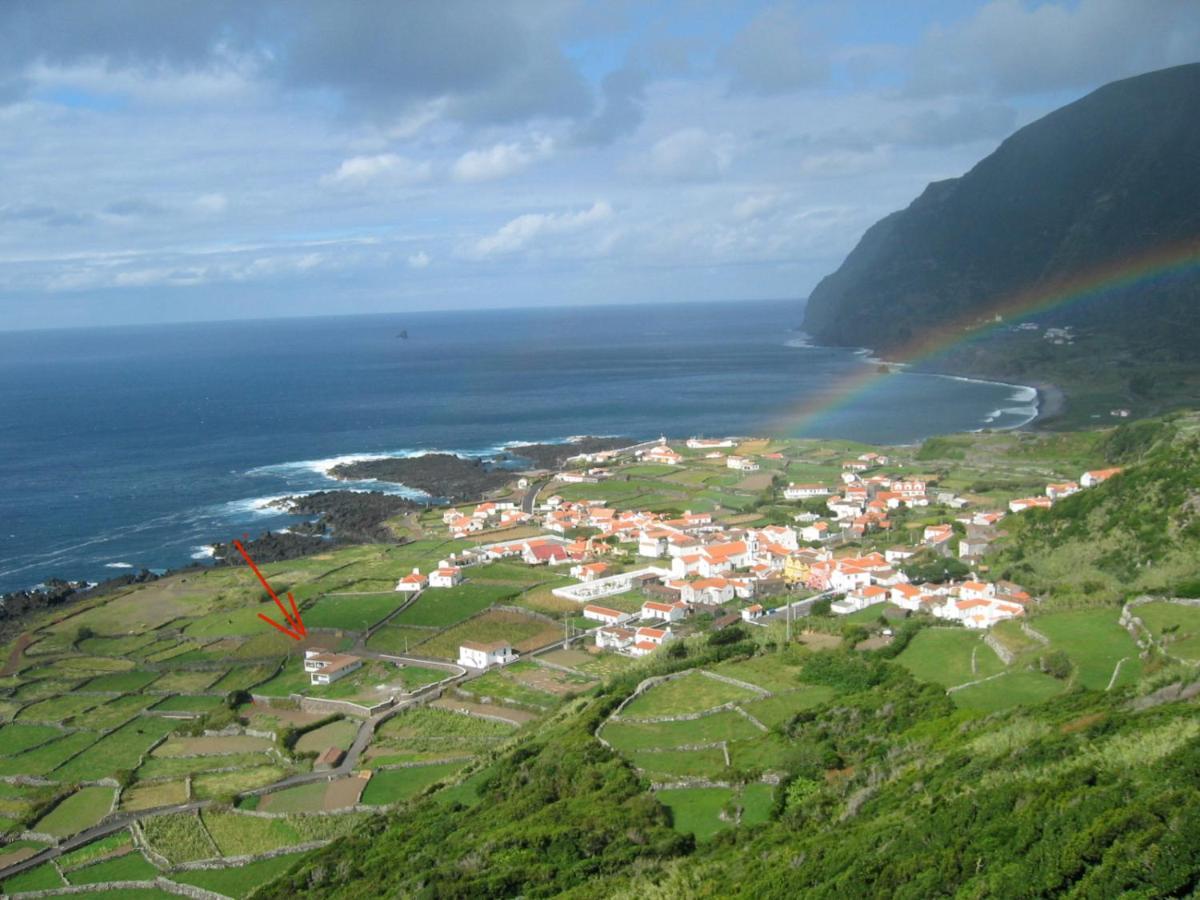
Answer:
[1,632,33,677]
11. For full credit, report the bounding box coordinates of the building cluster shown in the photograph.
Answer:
[1007,467,1122,514]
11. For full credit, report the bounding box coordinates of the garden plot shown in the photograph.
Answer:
[301,592,407,632]
[0,731,100,777]
[430,695,539,725]
[658,784,775,842]
[0,723,62,755]
[51,715,180,782]
[137,751,277,782]
[200,809,366,857]
[86,694,160,729]
[392,583,522,628]
[141,811,221,863]
[710,655,807,693]
[369,706,515,764]
[601,710,762,752]
[295,719,360,754]
[171,850,308,899]
[738,687,838,728]
[509,660,597,696]
[1035,608,1141,690]
[56,830,133,872]
[120,779,188,811]
[259,775,367,813]
[456,669,560,712]
[81,669,161,692]
[65,850,159,885]
[154,734,275,757]
[192,764,289,799]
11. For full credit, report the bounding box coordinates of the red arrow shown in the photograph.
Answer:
[232,540,307,641]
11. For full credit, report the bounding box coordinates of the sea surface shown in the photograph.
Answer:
[0,300,1037,592]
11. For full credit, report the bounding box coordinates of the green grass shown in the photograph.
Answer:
[602,710,762,752]
[727,733,793,772]
[16,692,106,723]
[295,719,359,754]
[710,655,805,692]
[259,781,328,813]
[896,628,1008,688]
[0,731,100,777]
[210,664,277,693]
[740,783,774,826]
[1134,601,1200,660]
[393,583,521,628]
[415,610,559,659]
[0,723,62,756]
[81,669,161,692]
[627,747,728,779]
[152,694,223,712]
[951,670,1067,714]
[86,695,159,729]
[621,671,762,719]
[171,851,306,898]
[201,809,366,856]
[66,851,159,885]
[1034,608,1140,690]
[738,686,839,728]
[57,831,134,871]
[151,670,223,693]
[33,786,115,837]
[301,592,407,631]
[137,751,274,781]
[361,762,466,805]
[1,860,66,893]
[459,670,557,711]
[658,787,736,841]
[365,624,439,655]
[191,765,288,799]
[52,716,180,782]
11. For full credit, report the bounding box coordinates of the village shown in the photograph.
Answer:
[377,436,1126,672]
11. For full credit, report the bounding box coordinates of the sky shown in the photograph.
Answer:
[1,0,1198,331]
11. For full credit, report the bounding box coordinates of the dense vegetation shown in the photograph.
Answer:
[994,420,1200,603]
[261,646,1200,898]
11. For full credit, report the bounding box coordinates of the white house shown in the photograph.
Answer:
[304,649,363,686]
[429,563,464,588]
[1081,467,1122,487]
[1009,497,1052,513]
[800,522,830,543]
[641,600,687,623]
[784,483,830,500]
[395,568,427,592]
[741,603,765,622]
[726,456,759,471]
[595,626,635,650]
[458,640,517,669]
[1045,481,1080,500]
[629,626,673,657]
[583,604,633,627]
[571,562,609,582]
[644,444,683,465]
[680,577,735,606]
[830,584,889,615]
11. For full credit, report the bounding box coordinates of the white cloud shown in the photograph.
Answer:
[407,250,431,268]
[451,135,554,182]
[642,128,735,180]
[471,200,613,258]
[193,193,228,214]
[322,153,432,188]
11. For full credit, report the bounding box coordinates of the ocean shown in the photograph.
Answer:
[0,299,1037,593]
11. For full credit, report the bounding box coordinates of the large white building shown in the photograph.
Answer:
[304,649,363,686]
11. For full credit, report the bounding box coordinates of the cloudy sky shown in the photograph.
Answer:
[1,0,1197,330]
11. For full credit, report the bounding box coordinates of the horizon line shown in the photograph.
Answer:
[0,294,808,336]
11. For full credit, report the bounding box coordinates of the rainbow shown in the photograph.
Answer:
[776,236,1200,435]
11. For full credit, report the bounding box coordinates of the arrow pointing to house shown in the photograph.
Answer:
[232,539,307,641]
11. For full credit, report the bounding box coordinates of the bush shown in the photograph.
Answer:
[810,598,832,616]
[1040,650,1073,680]
[708,626,749,646]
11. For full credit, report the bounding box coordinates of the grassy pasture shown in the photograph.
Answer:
[295,719,359,754]
[628,747,727,779]
[200,809,365,856]
[658,787,735,840]
[602,710,761,752]
[66,851,159,885]
[1134,601,1200,660]
[415,610,560,658]
[52,716,180,782]
[120,779,188,811]
[301,592,407,632]
[0,731,100,777]
[360,762,465,805]
[1034,608,1140,690]
[0,723,61,755]
[951,670,1067,713]
[192,765,289,799]
[81,669,161,692]
[393,583,521,628]
[34,786,115,837]
[141,812,219,863]
[896,628,1007,688]
[738,686,839,728]
[57,830,133,870]
[710,655,804,693]
[172,850,307,898]
[621,671,761,719]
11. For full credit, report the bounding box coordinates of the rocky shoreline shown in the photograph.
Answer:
[328,436,630,501]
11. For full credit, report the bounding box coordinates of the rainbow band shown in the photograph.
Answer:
[777,236,1200,435]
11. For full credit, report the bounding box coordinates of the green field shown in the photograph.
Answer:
[66,851,159,885]
[951,670,1068,713]
[1,860,66,893]
[33,786,115,837]
[0,723,62,756]
[153,693,223,712]
[1034,608,1140,690]
[459,670,558,711]
[628,747,728,779]
[52,716,180,782]
[0,731,100,777]
[896,628,1008,688]
[1133,601,1200,660]
[602,710,761,751]
[739,686,839,728]
[393,583,521,628]
[201,809,366,857]
[301,592,406,631]
[710,655,805,692]
[81,669,161,692]
[621,671,762,719]
[172,851,307,898]
[415,610,560,659]
[295,718,360,754]
[658,787,736,840]
[141,812,219,863]
[361,762,467,805]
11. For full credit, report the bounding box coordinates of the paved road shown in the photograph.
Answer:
[521,478,550,514]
